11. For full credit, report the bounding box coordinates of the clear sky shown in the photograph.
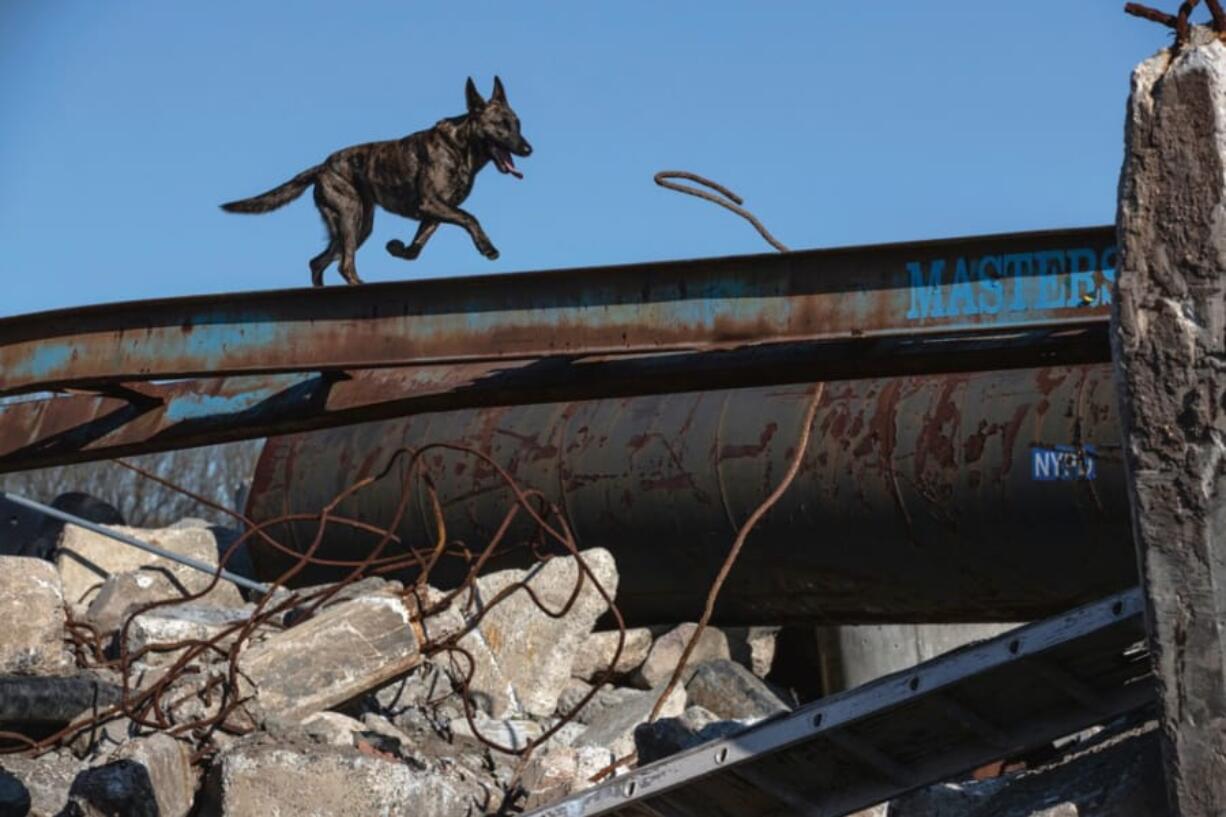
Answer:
[1,2,1168,317]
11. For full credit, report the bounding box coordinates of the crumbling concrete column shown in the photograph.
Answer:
[1113,28,1226,817]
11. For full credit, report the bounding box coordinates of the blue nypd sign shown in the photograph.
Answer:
[1031,445,1097,481]
[904,246,1118,321]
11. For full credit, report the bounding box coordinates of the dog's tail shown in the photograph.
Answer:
[220,165,322,214]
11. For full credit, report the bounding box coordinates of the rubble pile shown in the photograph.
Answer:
[0,516,1167,816]
[0,520,788,816]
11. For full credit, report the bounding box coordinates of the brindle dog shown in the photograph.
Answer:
[221,76,531,286]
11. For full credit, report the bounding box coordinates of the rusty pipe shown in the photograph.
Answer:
[246,364,1131,625]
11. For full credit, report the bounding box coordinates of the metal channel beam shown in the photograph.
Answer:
[0,227,1114,397]
[528,588,1153,817]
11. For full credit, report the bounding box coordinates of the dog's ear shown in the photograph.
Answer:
[465,77,485,113]
[491,76,507,103]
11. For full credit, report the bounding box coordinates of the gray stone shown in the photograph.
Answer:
[0,751,85,817]
[67,733,197,817]
[202,742,489,817]
[575,683,686,758]
[449,714,542,752]
[0,768,28,817]
[56,524,242,614]
[725,626,779,678]
[632,623,730,689]
[556,680,638,726]
[239,594,420,721]
[569,628,653,682]
[455,548,618,718]
[685,659,790,721]
[634,705,751,765]
[0,557,73,676]
[1114,27,1226,817]
[124,603,255,665]
[373,659,457,717]
[299,712,364,747]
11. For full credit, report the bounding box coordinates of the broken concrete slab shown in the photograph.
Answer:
[684,659,790,721]
[56,524,243,614]
[239,594,420,721]
[67,733,197,817]
[0,751,85,817]
[202,742,490,817]
[86,572,248,637]
[632,623,730,689]
[0,557,74,677]
[569,628,653,682]
[124,603,255,665]
[456,548,618,718]
[1113,27,1226,817]
[575,683,686,759]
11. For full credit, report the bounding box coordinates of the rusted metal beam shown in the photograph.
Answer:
[0,227,1115,397]
[0,323,1108,473]
[247,363,1132,624]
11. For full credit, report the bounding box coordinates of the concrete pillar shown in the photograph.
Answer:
[1114,28,1226,817]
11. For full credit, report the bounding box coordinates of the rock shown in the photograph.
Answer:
[373,659,458,717]
[124,603,254,665]
[0,751,85,817]
[0,674,122,733]
[0,557,73,677]
[685,659,790,721]
[725,626,779,678]
[449,715,542,752]
[632,623,730,689]
[575,683,686,759]
[455,548,618,718]
[67,734,197,817]
[56,524,242,614]
[556,679,639,726]
[0,768,29,817]
[569,628,653,682]
[299,712,364,747]
[518,744,617,810]
[202,742,489,817]
[68,716,142,760]
[634,706,750,765]
[239,594,420,721]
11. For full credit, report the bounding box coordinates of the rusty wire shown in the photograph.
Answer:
[0,441,626,795]
[1125,0,1226,47]
[654,170,790,252]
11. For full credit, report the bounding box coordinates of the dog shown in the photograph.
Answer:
[221,76,531,286]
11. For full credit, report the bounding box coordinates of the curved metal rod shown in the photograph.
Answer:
[654,170,790,253]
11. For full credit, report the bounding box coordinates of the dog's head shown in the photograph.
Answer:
[466,76,531,179]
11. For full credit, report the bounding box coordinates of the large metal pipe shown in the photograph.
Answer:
[246,363,1132,625]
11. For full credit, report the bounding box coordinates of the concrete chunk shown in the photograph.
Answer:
[575,683,686,759]
[67,734,197,817]
[456,548,618,718]
[0,751,84,817]
[570,628,653,681]
[125,603,254,665]
[239,594,420,721]
[56,524,242,614]
[0,556,73,677]
[632,623,730,689]
[684,659,790,721]
[203,743,488,817]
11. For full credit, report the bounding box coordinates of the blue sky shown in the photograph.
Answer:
[1,2,1165,316]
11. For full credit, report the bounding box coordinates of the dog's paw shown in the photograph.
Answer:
[386,239,406,257]
[483,247,500,261]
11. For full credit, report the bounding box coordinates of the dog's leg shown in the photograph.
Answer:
[419,200,499,260]
[387,220,439,260]
[309,240,338,287]
[316,171,367,285]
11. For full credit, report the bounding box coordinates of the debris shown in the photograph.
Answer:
[239,594,421,721]
[633,709,749,765]
[569,627,653,682]
[0,557,73,677]
[201,741,489,817]
[456,548,618,718]
[0,751,84,817]
[124,603,255,666]
[683,659,790,721]
[67,734,197,817]
[725,626,779,679]
[56,524,241,614]
[297,712,364,747]
[632,623,730,689]
[574,683,687,759]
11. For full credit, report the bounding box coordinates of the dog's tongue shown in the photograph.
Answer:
[494,147,524,179]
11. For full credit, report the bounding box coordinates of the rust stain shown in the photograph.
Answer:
[720,422,778,460]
